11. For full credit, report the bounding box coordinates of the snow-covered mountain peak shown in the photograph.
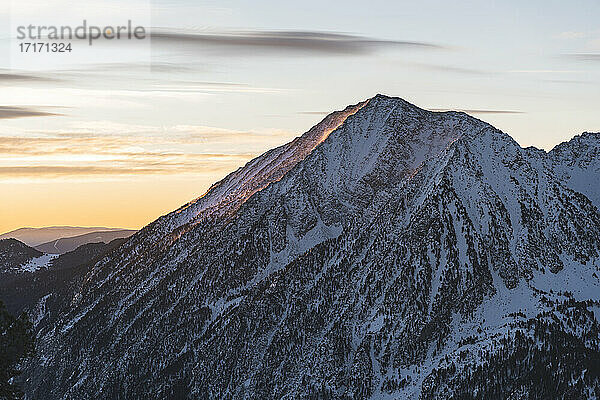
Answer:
[581,130,600,139]
[161,99,368,232]
[549,130,600,208]
[153,96,509,240]
[578,131,600,140]
[309,95,496,192]
[550,130,600,158]
[22,96,600,400]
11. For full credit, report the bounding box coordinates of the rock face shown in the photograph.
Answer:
[23,95,600,399]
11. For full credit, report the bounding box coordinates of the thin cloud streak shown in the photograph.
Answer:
[167,81,249,87]
[564,53,600,61]
[555,31,588,39]
[62,62,199,74]
[0,157,255,177]
[0,133,267,156]
[150,29,445,55]
[0,106,62,120]
[0,166,167,177]
[508,70,581,74]
[401,61,489,75]
[298,111,330,115]
[0,125,294,178]
[543,79,593,85]
[0,72,59,83]
[430,108,524,115]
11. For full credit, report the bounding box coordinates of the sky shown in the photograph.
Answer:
[0,0,599,233]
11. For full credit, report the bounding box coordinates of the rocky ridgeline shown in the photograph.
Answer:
[20,95,600,399]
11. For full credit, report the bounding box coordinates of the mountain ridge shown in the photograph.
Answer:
[0,226,134,247]
[34,230,137,254]
[21,95,600,399]
[0,238,43,274]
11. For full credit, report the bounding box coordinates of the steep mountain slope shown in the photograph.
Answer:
[23,96,600,399]
[34,230,136,254]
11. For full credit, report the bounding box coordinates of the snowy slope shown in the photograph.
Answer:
[22,95,600,400]
[548,131,600,208]
[0,238,44,273]
[18,253,58,273]
[165,100,367,231]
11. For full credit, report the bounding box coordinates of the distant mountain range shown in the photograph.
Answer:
[34,230,137,254]
[0,226,137,253]
[5,95,600,399]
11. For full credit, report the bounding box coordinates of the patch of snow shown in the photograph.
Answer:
[33,293,52,326]
[18,253,58,273]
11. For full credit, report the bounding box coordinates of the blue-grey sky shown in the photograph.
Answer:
[0,0,598,232]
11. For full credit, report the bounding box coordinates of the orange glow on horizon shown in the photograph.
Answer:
[0,175,230,235]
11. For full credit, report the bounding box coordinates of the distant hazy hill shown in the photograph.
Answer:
[34,230,137,254]
[0,226,134,248]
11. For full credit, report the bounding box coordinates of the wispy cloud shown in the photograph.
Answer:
[0,128,284,155]
[65,62,200,74]
[555,31,588,40]
[133,82,284,95]
[429,108,524,115]
[564,53,600,61]
[508,69,581,74]
[0,156,253,177]
[542,79,593,85]
[0,166,167,177]
[4,66,278,96]
[400,61,488,75]
[0,72,59,83]
[0,106,62,120]
[298,111,330,116]
[0,125,295,178]
[149,29,445,55]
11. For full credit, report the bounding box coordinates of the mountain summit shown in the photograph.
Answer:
[24,96,600,399]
